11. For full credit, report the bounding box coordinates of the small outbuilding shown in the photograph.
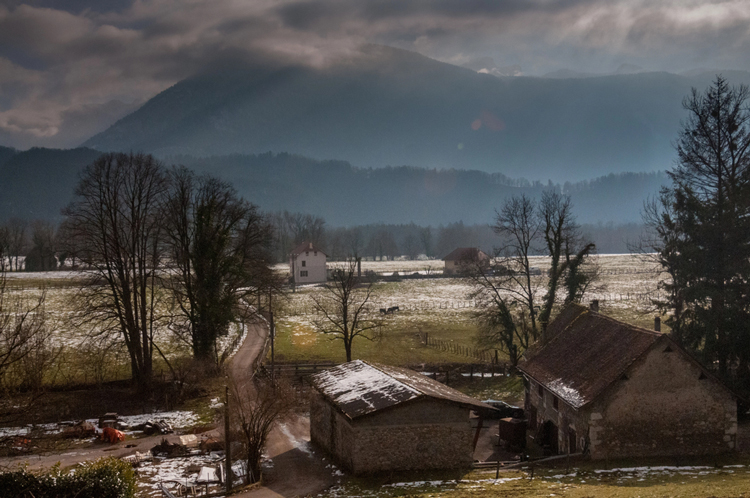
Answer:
[443,247,489,275]
[310,360,495,474]
[289,241,327,285]
[519,303,738,459]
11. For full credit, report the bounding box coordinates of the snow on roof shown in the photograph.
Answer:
[546,378,586,408]
[311,360,494,419]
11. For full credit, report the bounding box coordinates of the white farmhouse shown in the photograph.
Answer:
[289,241,327,285]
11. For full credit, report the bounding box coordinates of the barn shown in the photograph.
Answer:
[443,247,489,275]
[309,360,495,474]
[519,303,738,459]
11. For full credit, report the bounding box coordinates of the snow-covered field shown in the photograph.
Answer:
[278,254,665,348]
[1,254,664,378]
[0,410,202,438]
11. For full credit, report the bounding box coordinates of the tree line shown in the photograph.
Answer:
[1,153,277,390]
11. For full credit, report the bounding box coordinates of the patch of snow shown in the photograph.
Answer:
[278,423,312,456]
[546,378,585,408]
[314,360,420,415]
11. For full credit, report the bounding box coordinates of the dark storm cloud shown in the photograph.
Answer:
[1,0,750,149]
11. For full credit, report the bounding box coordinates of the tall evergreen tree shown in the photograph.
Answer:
[645,76,750,386]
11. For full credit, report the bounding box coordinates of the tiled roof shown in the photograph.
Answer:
[311,360,493,419]
[443,247,487,261]
[290,241,327,256]
[519,303,662,409]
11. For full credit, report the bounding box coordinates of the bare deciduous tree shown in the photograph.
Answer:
[0,254,50,391]
[230,375,296,484]
[310,259,382,362]
[469,192,596,366]
[3,219,28,271]
[62,152,168,388]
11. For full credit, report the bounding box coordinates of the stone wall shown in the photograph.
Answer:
[525,378,587,455]
[310,392,356,469]
[310,395,474,474]
[351,399,473,474]
[590,344,737,459]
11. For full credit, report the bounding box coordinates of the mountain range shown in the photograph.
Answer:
[83,45,750,182]
[0,146,666,228]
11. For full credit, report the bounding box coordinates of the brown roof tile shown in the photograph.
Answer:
[443,247,488,261]
[519,303,661,408]
[290,241,327,257]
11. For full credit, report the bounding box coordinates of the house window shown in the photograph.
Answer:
[300,270,308,277]
[306,251,309,256]
[301,260,306,267]
[553,396,559,411]
[537,384,543,397]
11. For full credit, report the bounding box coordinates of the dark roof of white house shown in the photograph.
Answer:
[518,303,736,409]
[290,241,327,257]
[311,360,493,419]
[443,247,487,261]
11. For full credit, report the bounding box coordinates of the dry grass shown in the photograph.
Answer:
[328,457,750,498]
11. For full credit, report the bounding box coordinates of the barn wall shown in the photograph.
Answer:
[589,345,737,459]
[311,395,474,474]
[310,392,356,469]
[444,260,457,275]
[525,379,588,455]
[351,399,473,474]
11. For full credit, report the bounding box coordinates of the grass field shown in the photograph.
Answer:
[272,254,666,366]
[1,254,666,381]
[326,459,750,498]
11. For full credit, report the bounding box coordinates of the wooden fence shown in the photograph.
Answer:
[420,331,508,367]
[263,361,339,385]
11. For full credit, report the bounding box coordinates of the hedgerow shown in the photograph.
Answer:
[0,457,135,498]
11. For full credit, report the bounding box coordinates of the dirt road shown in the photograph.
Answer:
[0,319,336,497]
[229,321,336,498]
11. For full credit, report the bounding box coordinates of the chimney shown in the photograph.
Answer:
[589,299,599,312]
[654,316,661,332]
[309,242,313,249]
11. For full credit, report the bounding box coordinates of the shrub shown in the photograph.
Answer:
[0,457,136,498]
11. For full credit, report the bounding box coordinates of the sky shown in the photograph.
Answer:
[1,0,750,150]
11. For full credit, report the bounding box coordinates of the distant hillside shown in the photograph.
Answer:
[0,148,666,227]
[0,147,103,221]
[84,45,750,181]
[176,153,668,226]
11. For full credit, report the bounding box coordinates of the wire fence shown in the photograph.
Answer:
[284,291,665,316]
[420,331,506,366]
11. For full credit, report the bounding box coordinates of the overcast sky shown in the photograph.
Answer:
[1,0,750,150]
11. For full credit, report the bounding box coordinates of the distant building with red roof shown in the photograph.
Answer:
[442,247,489,275]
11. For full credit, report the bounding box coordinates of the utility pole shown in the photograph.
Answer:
[269,288,275,382]
[224,385,232,494]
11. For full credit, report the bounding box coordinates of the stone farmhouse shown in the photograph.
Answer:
[519,303,738,459]
[443,247,489,275]
[310,360,495,474]
[289,241,327,285]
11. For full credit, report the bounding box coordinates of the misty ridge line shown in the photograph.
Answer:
[0,146,658,254]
